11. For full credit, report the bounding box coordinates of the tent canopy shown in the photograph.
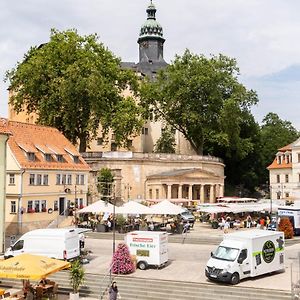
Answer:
[78,200,114,214]
[0,253,70,280]
[116,201,151,215]
[149,200,186,215]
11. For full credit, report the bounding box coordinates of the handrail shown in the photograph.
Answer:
[99,262,116,300]
[47,207,71,228]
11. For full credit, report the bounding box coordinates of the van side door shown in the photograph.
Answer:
[237,249,251,278]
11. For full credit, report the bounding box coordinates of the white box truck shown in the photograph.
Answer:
[125,231,168,270]
[205,230,285,284]
[4,228,80,260]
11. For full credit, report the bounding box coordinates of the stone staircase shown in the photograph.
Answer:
[0,271,292,300]
[85,231,300,246]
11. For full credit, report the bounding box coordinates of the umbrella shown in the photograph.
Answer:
[78,200,114,214]
[149,200,186,215]
[116,201,151,215]
[0,254,70,280]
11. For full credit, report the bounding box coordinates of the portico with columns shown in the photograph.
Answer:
[146,168,224,203]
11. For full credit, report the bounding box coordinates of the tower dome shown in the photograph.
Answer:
[138,1,164,41]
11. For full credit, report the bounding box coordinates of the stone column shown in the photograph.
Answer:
[216,184,220,199]
[178,184,183,200]
[188,184,193,201]
[200,184,205,203]
[167,184,172,200]
[209,185,214,203]
[219,185,224,197]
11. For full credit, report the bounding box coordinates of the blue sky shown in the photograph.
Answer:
[1,0,300,128]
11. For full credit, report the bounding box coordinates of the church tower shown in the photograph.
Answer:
[136,1,168,77]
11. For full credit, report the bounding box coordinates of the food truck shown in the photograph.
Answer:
[278,206,300,235]
[125,231,168,270]
[206,230,285,284]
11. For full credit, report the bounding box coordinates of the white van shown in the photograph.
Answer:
[206,230,285,284]
[125,231,168,270]
[4,228,80,260]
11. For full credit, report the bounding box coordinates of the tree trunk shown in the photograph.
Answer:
[79,135,87,153]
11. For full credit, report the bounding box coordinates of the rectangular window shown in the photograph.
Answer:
[45,154,52,162]
[80,174,85,185]
[149,189,152,199]
[97,137,103,145]
[27,152,35,161]
[10,201,16,214]
[29,174,35,185]
[285,193,290,198]
[34,200,40,213]
[76,175,80,185]
[73,156,79,163]
[56,174,61,185]
[298,153,300,163]
[41,200,47,212]
[156,189,159,199]
[67,174,72,185]
[111,133,116,140]
[143,127,149,135]
[43,174,49,185]
[285,174,289,183]
[27,201,33,212]
[127,140,133,148]
[36,174,42,185]
[276,174,280,183]
[9,174,15,185]
[54,200,58,211]
[286,155,290,164]
[62,174,66,185]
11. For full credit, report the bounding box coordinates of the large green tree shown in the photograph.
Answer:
[5,29,144,152]
[140,50,258,156]
[260,112,299,182]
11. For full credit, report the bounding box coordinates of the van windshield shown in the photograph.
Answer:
[212,246,239,262]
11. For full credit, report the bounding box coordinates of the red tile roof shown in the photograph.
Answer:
[0,118,11,135]
[267,159,292,170]
[5,120,90,171]
[278,143,293,152]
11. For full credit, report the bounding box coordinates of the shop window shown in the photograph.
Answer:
[41,200,47,212]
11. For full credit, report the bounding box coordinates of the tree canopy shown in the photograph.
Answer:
[260,112,299,182]
[140,50,258,156]
[5,29,144,152]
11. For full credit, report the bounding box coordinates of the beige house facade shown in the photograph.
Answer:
[268,139,300,201]
[2,119,90,234]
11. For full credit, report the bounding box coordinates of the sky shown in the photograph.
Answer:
[1,0,300,129]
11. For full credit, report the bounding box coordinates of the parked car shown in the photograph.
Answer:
[179,209,195,227]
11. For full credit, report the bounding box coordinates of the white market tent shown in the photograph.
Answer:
[78,200,114,214]
[116,201,152,215]
[149,199,186,215]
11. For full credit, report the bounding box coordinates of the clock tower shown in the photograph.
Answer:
[137,1,167,76]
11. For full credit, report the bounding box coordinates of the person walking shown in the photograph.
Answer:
[108,281,120,300]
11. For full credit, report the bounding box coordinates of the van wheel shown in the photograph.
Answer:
[5,256,13,260]
[230,273,240,285]
[137,261,148,270]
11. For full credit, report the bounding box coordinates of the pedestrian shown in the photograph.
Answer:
[246,215,252,228]
[108,281,120,300]
[224,219,230,234]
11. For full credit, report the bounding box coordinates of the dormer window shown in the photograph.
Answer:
[27,152,35,161]
[64,148,80,163]
[73,156,79,164]
[45,154,52,162]
[57,155,63,162]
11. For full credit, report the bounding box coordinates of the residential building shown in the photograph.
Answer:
[2,119,90,234]
[0,119,10,252]
[268,139,300,201]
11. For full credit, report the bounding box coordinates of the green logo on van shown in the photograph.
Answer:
[262,240,275,263]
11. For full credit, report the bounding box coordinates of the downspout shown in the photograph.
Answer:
[18,169,25,235]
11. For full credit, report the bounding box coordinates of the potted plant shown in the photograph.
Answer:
[116,215,126,233]
[69,259,85,300]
